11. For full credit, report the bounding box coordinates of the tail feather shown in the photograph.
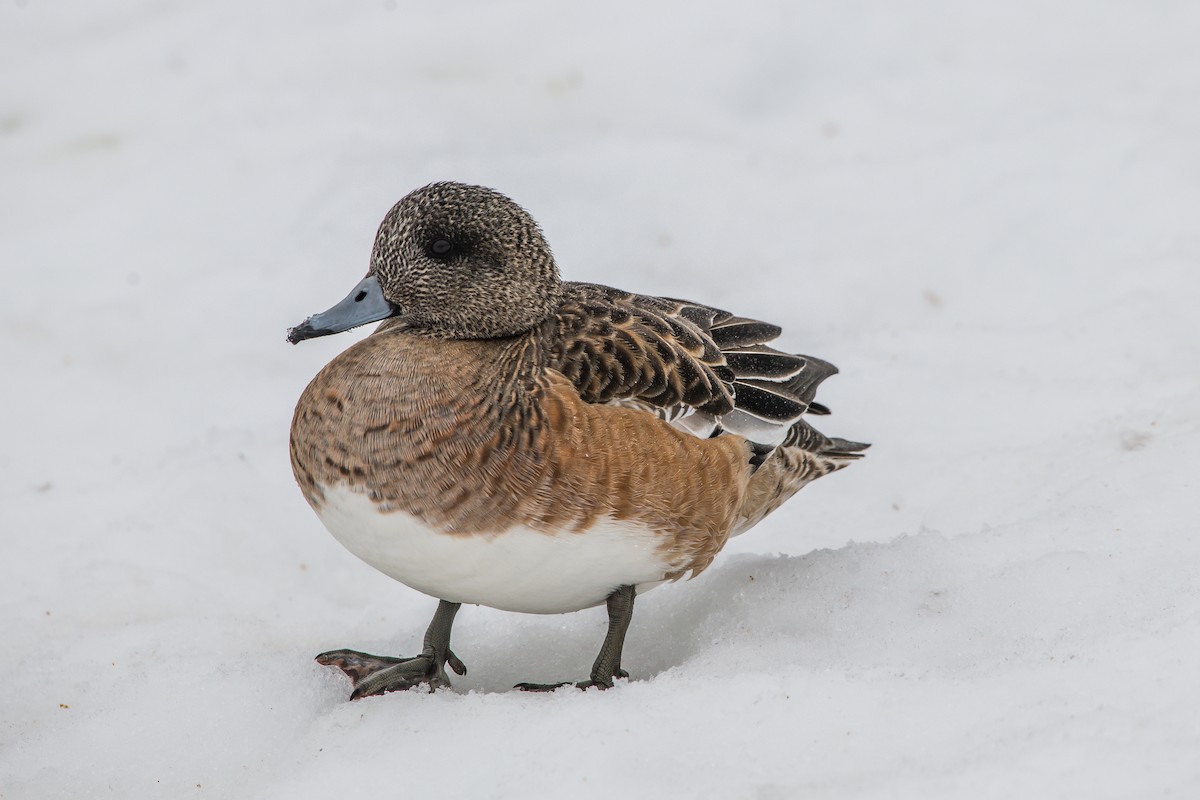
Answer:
[732,420,870,537]
[783,418,870,461]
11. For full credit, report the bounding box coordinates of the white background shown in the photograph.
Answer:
[2,2,1198,798]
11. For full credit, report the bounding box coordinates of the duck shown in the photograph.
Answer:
[287,181,867,697]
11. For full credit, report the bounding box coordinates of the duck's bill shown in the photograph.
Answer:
[287,274,399,344]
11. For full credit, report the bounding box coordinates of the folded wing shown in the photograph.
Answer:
[546,283,845,451]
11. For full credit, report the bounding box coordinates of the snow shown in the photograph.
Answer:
[2,1,1198,798]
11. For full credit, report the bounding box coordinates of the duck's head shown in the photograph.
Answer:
[288,182,562,343]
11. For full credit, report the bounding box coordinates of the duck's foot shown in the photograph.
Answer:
[515,668,629,693]
[317,599,464,699]
[516,585,635,693]
[316,647,466,698]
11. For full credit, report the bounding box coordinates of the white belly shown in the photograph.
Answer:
[315,484,674,614]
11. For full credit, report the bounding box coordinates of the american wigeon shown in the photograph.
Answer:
[288,182,866,697]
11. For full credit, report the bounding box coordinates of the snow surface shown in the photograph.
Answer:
[2,2,1199,798]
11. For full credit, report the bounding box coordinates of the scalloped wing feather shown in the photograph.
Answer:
[548,284,737,416]
[546,283,840,449]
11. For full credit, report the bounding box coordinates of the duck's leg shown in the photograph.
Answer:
[316,599,466,699]
[516,585,636,691]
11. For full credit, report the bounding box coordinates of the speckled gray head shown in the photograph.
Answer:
[288,182,562,344]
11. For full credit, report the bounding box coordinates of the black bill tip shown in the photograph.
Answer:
[286,274,398,346]
[286,319,326,345]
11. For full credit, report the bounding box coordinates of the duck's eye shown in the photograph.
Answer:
[429,238,453,257]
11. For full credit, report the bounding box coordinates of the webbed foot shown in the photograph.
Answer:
[317,599,463,699]
[515,586,635,693]
[317,647,466,698]
[515,667,628,693]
